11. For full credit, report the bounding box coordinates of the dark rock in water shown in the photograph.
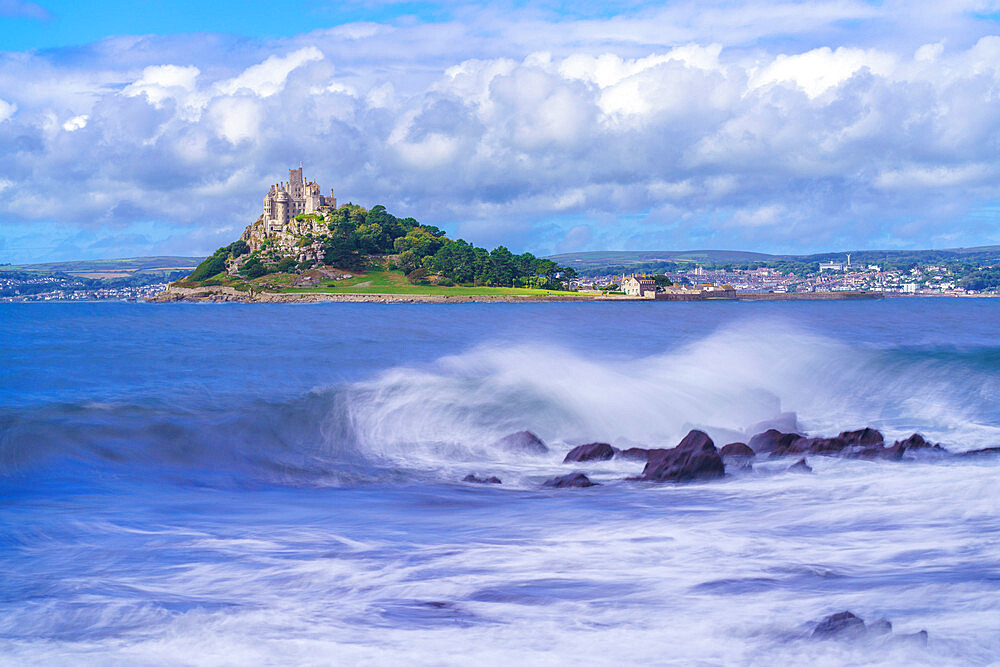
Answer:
[787,458,813,473]
[811,611,927,644]
[543,472,598,488]
[720,442,755,471]
[838,427,884,447]
[749,429,803,455]
[895,433,932,450]
[492,430,548,454]
[463,474,501,484]
[873,433,947,460]
[563,442,616,463]
[619,447,662,462]
[640,430,725,483]
[958,446,1000,457]
[720,442,755,458]
[812,611,866,639]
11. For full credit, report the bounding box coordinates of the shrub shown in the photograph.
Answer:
[188,251,227,282]
[242,257,270,279]
[228,240,250,257]
[277,257,297,273]
[406,267,429,282]
[438,278,455,287]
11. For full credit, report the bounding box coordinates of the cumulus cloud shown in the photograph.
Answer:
[3,2,1000,261]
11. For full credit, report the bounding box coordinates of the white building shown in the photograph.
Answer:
[622,275,657,298]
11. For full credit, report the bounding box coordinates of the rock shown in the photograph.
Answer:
[787,458,813,473]
[720,442,755,458]
[492,430,548,454]
[811,611,927,645]
[872,433,947,460]
[812,611,866,639]
[838,427,885,447]
[958,446,1000,457]
[639,430,725,483]
[563,442,616,463]
[463,474,501,484]
[618,447,660,461]
[543,472,598,488]
[748,429,803,455]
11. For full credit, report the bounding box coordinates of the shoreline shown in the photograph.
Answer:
[147,285,889,303]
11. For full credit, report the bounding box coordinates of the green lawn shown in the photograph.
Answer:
[276,271,581,296]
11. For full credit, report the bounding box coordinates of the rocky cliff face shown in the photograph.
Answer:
[240,214,329,254]
[236,213,331,270]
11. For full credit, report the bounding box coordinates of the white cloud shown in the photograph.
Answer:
[206,96,263,144]
[0,98,15,122]
[62,114,88,131]
[123,65,201,108]
[215,47,323,98]
[915,42,944,63]
[750,46,895,97]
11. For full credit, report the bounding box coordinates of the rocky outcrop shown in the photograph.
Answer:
[563,443,616,463]
[812,611,867,639]
[463,474,501,484]
[720,442,755,458]
[811,611,927,645]
[958,446,1000,457]
[491,431,548,455]
[745,427,946,460]
[787,457,813,473]
[618,447,657,461]
[543,472,598,488]
[638,430,725,483]
[748,429,804,454]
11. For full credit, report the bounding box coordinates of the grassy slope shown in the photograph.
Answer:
[277,271,579,296]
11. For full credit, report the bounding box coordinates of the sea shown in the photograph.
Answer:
[1,299,999,665]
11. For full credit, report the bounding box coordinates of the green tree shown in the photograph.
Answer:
[397,249,421,274]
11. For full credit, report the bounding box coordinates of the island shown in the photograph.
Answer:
[151,166,882,303]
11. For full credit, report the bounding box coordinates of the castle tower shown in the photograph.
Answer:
[275,190,290,227]
[288,167,304,200]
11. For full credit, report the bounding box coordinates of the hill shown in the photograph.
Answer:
[1,256,203,278]
[548,247,1000,275]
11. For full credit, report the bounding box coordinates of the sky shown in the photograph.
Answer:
[2,1,1000,262]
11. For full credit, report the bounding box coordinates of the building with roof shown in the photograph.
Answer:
[622,275,657,298]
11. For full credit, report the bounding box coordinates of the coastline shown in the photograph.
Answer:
[148,285,887,303]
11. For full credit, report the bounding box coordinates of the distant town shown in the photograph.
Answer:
[4,250,999,302]
[0,257,198,303]
[573,256,992,297]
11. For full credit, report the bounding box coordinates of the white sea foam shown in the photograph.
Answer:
[338,321,1000,480]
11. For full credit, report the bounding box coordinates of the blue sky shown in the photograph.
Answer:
[2,0,1000,262]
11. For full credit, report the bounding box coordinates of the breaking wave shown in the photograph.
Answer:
[5,320,998,486]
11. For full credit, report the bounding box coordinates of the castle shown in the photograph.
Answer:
[262,166,337,232]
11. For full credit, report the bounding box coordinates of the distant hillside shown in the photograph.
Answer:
[0,256,204,278]
[548,247,1000,274]
[547,250,784,271]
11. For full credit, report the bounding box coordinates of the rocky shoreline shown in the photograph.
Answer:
[463,425,997,489]
[148,284,884,304]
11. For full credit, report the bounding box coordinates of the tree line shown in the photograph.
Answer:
[187,204,578,289]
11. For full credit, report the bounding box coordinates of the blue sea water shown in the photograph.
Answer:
[1,299,999,665]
